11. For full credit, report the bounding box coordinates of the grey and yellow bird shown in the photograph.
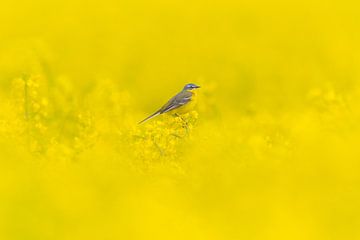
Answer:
[139,83,200,124]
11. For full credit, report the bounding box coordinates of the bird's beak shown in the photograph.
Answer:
[195,85,200,88]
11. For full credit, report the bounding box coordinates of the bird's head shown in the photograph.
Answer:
[183,83,200,91]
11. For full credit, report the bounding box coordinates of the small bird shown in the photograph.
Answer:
[139,83,200,124]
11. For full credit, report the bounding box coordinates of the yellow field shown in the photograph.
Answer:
[1,0,360,239]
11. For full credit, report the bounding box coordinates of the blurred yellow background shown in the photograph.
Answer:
[1,0,360,239]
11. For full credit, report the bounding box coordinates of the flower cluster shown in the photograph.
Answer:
[129,111,198,170]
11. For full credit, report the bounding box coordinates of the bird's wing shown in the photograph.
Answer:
[159,91,193,114]
[138,91,192,124]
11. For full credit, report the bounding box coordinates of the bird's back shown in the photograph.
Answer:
[159,90,194,114]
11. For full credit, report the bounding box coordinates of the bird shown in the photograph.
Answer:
[139,83,200,124]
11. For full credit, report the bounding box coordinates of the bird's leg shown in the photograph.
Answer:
[174,113,185,123]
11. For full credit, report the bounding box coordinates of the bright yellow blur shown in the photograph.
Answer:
[1,0,360,239]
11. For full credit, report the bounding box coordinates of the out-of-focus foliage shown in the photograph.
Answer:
[1,0,360,239]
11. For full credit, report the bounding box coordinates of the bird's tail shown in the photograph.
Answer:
[138,111,160,124]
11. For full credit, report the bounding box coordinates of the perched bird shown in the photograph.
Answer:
[139,83,200,124]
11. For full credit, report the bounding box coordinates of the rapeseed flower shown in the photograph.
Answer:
[1,0,360,239]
